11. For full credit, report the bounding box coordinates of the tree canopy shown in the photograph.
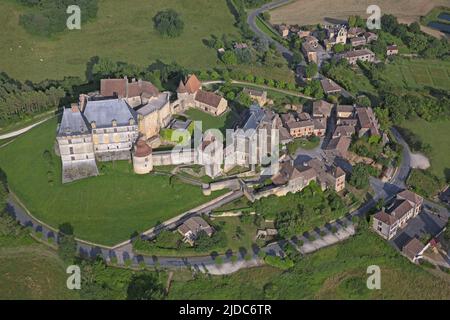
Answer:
[153,9,184,38]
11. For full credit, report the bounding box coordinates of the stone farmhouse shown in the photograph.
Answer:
[387,44,399,56]
[243,88,268,106]
[268,154,346,198]
[301,36,329,65]
[175,74,227,116]
[337,49,376,65]
[177,216,214,246]
[372,190,423,240]
[320,78,342,95]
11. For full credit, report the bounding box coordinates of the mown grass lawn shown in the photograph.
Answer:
[0,0,240,82]
[0,118,227,246]
[383,58,450,91]
[399,118,450,181]
[184,108,238,133]
[168,227,450,299]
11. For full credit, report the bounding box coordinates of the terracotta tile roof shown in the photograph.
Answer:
[402,238,425,260]
[374,210,396,225]
[134,140,152,157]
[313,100,333,117]
[195,90,223,108]
[397,190,423,207]
[390,199,414,220]
[184,74,202,94]
[337,105,354,114]
[177,80,187,93]
[320,78,342,94]
[356,107,379,135]
[100,78,159,98]
[333,125,355,138]
[100,78,127,97]
[325,136,351,155]
[127,81,159,98]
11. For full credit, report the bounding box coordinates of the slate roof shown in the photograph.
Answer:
[136,92,170,116]
[58,106,90,136]
[242,104,265,131]
[83,99,136,128]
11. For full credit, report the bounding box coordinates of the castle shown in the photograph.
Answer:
[56,75,228,183]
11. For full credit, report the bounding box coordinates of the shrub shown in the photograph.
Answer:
[264,255,294,270]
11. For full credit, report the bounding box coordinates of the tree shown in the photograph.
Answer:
[333,43,345,53]
[221,50,238,65]
[153,9,184,38]
[126,273,165,300]
[305,62,318,78]
[349,163,370,189]
[58,233,77,263]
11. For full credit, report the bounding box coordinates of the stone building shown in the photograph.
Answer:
[100,77,160,108]
[338,49,376,65]
[83,98,138,161]
[176,74,227,116]
[132,140,153,174]
[372,190,423,240]
[57,105,98,183]
[136,92,172,140]
[243,88,268,106]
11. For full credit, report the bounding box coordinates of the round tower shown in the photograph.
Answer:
[133,140,153,174]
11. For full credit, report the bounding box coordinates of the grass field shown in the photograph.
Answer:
[0,236,79,300]
[184,108,238,133]
[168,226,450,299]
[399,118,450,181]
[0,0,240,82]
[383,58,450,90]
[0,118,227,246]
[269,0,450,25]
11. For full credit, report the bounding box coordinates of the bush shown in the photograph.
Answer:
[264,255,294,270]
[153,9,184,38]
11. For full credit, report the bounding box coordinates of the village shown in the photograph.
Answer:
[54,65,445,267]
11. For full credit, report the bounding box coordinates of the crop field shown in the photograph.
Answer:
[269,0,450,26]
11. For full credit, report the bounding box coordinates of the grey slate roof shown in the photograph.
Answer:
[83,99,136,128]
[58,107,90,136]
[242,104,265,131]
[137,92,170,116]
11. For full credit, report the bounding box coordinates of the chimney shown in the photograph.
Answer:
[71,103,79,113]
[79,94,87,112]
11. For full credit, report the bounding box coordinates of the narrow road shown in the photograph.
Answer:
[203,80,314,100]
[246,0,293,62]
[246,0,354,98]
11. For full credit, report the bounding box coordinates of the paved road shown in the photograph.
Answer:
[246,0,293,62]
[247,1,355,99]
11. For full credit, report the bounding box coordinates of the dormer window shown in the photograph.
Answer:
[91,121,96,129]
[112,119,117,127]
[129,118,135,125]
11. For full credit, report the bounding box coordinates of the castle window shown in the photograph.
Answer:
[112,119,117,127]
